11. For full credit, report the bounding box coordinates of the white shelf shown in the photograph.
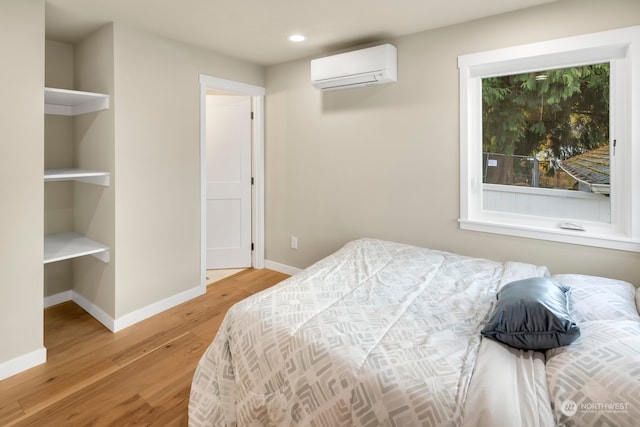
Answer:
[44,233,110,264]
[45,87,109,116]
[44,169,110,186]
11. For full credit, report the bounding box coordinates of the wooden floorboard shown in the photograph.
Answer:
[0,268,289,426]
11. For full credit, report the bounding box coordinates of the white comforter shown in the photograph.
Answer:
[189,238,549,426]
[545,275,640,426]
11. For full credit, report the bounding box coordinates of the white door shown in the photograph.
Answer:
[206,94,252,269]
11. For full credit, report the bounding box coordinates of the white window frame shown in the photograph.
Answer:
[458,26,640,252]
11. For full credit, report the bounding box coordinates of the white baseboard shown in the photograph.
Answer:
[42,285,205,333]
[72,291,117,332]
[44,290,73,308]
[264,260,302,276]
[41,262,302,335]
[112,285,204,332]
[20,264,296,381]
[0,347,47,381]
[4,284,204,380]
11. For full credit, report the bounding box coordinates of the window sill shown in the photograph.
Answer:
[459,218,640,253]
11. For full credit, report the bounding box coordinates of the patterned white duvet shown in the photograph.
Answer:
[189,238,549,426]
[545,274,640,427]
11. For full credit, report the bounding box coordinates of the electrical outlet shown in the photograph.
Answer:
[290,236,298,250]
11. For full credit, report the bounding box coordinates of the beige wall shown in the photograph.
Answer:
[264,0,640,285]
[44,40,74,297]
[112,24,264,317]
[73,24,117,315]
[0,0,45,366]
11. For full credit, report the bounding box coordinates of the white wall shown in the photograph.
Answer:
[0,0,46,377]
[264,0,640,285]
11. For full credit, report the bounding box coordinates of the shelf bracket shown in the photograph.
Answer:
[74,175,110,187]
[91,250,110,263]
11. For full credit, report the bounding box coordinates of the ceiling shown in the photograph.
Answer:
[45,0,558,66]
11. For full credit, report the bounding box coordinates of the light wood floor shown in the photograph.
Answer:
[0,268,289,426]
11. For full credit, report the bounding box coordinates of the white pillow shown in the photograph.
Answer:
[551,274,639,322]
[546,320,640,426]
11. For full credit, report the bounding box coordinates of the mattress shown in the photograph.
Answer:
[189,238,549,426]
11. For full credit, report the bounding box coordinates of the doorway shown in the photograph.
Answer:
[199,75,265,289]
[205,93,251,269]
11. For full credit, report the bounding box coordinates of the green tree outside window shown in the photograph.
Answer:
[482,63,609,189]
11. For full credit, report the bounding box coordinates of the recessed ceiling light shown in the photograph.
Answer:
[289,34,306,42]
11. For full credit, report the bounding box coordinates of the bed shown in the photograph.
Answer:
[189,238,640,426]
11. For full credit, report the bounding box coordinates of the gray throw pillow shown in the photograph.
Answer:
[481,277,580,351]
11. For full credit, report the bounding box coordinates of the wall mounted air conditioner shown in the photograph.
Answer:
[310,44,397,91]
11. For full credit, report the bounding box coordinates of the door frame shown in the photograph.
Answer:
[199,74,265,289]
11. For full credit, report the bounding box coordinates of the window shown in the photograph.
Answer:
[482,63,611,222]
[458,26,640,252]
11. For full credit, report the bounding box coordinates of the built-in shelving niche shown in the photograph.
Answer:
[44,87,110,264]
